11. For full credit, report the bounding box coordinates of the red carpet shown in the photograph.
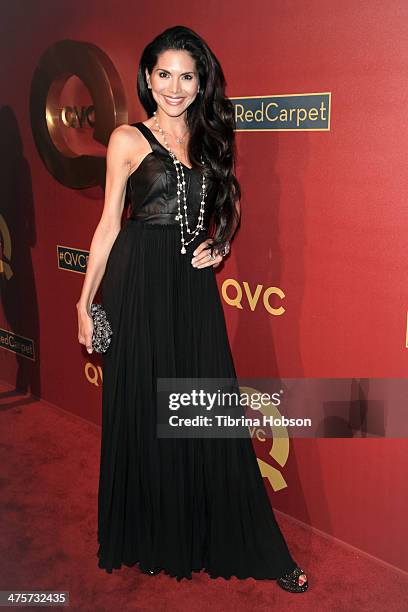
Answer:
[1,380,407,611]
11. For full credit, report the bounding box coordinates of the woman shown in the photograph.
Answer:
[77,25,308,592]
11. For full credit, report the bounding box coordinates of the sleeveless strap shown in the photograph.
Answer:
[131,122,165,155]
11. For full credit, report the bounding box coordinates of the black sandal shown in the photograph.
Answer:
[277,565,308,593]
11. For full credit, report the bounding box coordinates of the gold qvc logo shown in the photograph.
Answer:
[240,386,290,492]
[221,279,285,315]
[85,361,103,387]
[29,39,127,188]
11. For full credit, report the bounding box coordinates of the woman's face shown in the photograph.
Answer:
[145,49,200,118]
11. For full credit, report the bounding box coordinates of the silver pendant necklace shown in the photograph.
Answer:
[175,131,187,144]
[153,110,206,254]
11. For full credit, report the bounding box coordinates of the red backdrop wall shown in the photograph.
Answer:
[1,0,407,572]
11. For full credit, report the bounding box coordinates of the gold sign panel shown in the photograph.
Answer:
[29,40,128,188]
[240,386,290,492]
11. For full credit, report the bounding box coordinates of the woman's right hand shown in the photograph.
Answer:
[76,303,94,354]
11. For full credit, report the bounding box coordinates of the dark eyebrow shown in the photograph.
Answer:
[155,68,195,75]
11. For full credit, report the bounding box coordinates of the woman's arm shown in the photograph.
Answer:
[76,126,134,352]
[192,199,241,269]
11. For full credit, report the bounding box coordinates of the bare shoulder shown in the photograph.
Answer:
[108,123,143,151]
[107,124,149,169]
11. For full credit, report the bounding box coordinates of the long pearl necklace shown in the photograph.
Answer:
[153,110,206,254]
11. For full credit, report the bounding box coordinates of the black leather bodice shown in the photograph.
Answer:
[127,122,217,228]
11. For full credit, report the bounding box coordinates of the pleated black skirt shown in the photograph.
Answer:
[97,220,297,580]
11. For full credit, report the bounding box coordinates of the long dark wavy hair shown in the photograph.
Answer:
[136,25,241,251]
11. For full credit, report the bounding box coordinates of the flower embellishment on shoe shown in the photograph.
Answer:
[277,565,309,593]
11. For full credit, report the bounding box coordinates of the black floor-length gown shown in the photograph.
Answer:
[97,122,298,580]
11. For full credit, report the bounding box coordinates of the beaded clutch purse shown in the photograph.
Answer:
[89,303,113,353]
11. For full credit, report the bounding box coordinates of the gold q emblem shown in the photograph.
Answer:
[29,40,128,188]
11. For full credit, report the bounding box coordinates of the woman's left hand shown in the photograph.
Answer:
[191,238,223,268]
